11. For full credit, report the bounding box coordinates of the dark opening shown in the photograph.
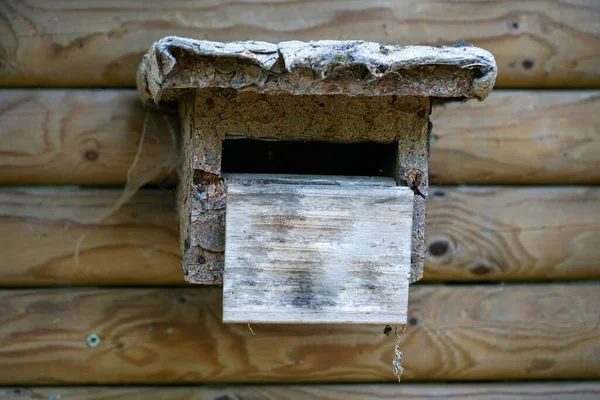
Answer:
[221,139,397,177]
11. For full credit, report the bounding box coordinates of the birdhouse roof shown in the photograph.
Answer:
[137,36,497,104]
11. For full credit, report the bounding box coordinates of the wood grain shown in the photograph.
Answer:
[1,0,598,88]
[0,89,177,185]
[3,383,600,400]
[0,285,597,383]
[1,89,598,186]
[430,90,600,184]
[425,186,600,281]
[1,186,598,286]
[0,188,184,286]
[224,180,413,324]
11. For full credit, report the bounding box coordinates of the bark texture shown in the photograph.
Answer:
[138,37,497,103]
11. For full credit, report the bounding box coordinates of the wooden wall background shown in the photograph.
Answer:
[0,1,599,398]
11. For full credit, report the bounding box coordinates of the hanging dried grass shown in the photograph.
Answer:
[73,106,179,266]
[392,324,406,382]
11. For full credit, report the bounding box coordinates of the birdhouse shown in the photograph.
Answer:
[137,37,497,324]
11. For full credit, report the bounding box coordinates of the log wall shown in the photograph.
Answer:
[0,0,598,396]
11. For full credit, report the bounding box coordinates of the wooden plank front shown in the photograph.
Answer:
[0,1,598,88]
[0,186,598,286]
[0,285,597,383]
[1,90,598,186]
[3,383,600,400]
[224,182,413,324]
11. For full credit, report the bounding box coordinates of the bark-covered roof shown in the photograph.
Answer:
[138,36,497,104]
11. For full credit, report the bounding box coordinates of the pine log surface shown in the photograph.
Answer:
[1,89,598,186]
[1,0,599,390]
[0,285,597,384]
[2,383,600,400]
[429,90,600,184]
[1,0,599,88]
[0,89,178,185]
[0,188,182,286]
[1,186,598,286]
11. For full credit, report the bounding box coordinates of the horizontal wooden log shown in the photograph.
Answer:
[3,383,600,400]
[430,90,600,184]
[1,1,599,88]
[0,285,598,383]
[1,186,598,286]
[0,188,182,286]
[425,186,600,281]
[1,89,599,185]
[0,90,178,185]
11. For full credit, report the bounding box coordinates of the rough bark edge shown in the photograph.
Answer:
[178,95,194,281]
[137,37,497,104]
[410,196,427,283]
[396,100,431,283]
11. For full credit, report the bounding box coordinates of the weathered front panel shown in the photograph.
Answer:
[223,182,414,324]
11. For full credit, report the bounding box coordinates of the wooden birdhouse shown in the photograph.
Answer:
[137,37,497,324]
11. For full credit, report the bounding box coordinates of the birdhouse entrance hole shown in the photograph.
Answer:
[221,138,398,178]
